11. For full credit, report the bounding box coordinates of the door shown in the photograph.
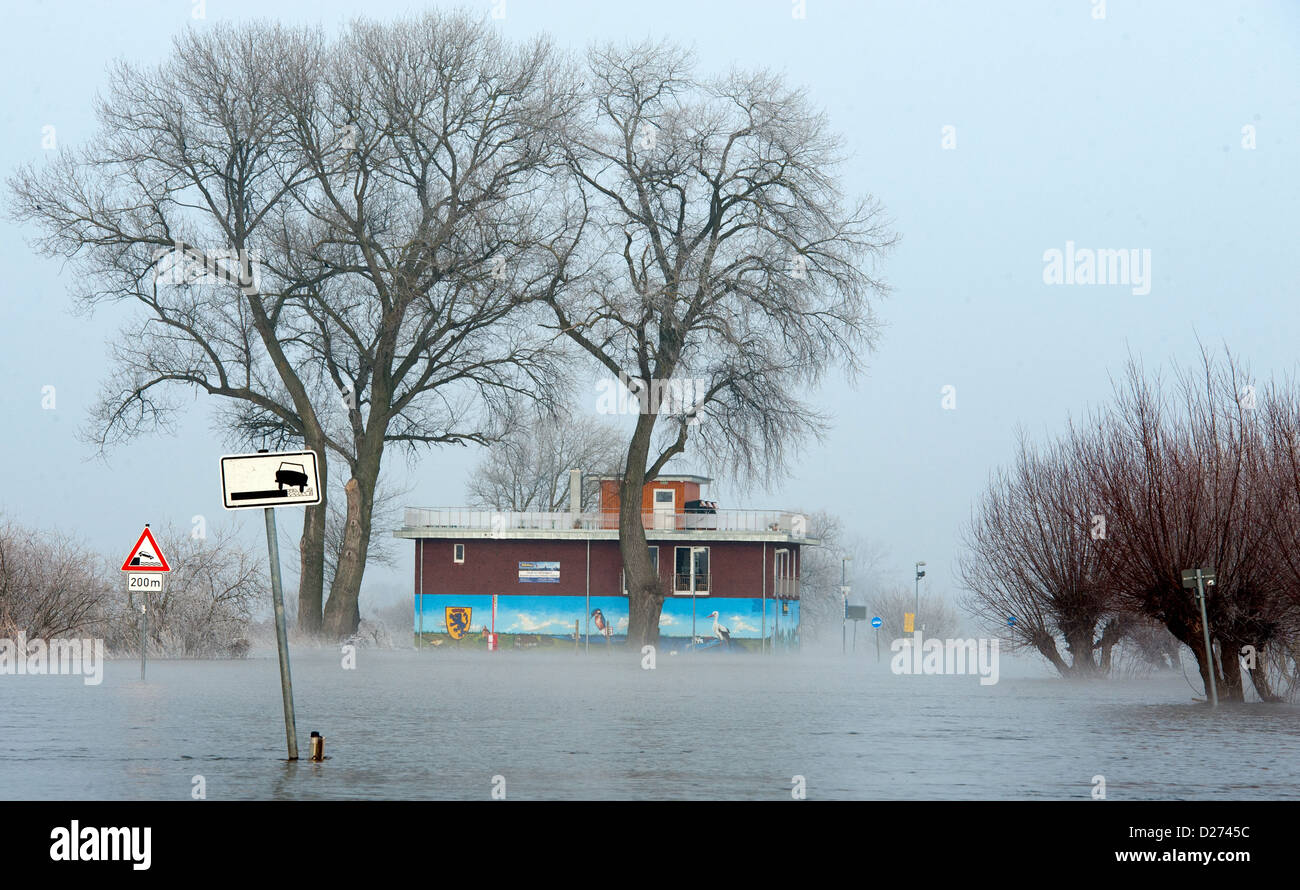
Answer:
[653,488,676,529]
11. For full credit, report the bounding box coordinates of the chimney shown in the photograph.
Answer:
[569,468,583,515]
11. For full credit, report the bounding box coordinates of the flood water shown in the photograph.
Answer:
[3,647,1297,800]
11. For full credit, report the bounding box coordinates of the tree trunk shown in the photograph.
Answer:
[322,469,375,640]
[621,412,662,649]
[1095,615,1129,675]
[1215,636,1245,702]
[296,434,328,636]
[1243,646,1285,702]
[1063,624,1099,675]
[1030,629,1071,677]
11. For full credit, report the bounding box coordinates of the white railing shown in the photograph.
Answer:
[402,508,808,537]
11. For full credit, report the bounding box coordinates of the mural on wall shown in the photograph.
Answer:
[445,607,472,639]
[415,594,798,641]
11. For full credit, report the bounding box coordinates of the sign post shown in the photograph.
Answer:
[845,605,867,653]
[120,525,171,682]
[1181,567,1219,708]
[222,449,322,760]
[840,585,850,654]
[871,616,883,662]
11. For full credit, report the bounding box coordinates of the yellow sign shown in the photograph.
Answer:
[904,612,915,633]
[445,607,472,640]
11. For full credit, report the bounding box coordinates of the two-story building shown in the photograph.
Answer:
[394,473,808,649]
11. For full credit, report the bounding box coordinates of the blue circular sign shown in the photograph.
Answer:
[871,617,883,628]
[1007,616,1017,627]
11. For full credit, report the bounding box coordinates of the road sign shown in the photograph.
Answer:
[871,616,883,629]
[127,573,164,593]
[1181,567,1216,589]
[845,605,867,621]
[120,526,170,572]
[220,450,321,510]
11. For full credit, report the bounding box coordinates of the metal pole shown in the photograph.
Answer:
[585,539,590,655]
[841,558,847,656]
[264,507,299,760]
[140,592,147,682]
[875,627,880,662]
[1195,569,1218,708]
[417,539,423,648]
[761,545,767,656]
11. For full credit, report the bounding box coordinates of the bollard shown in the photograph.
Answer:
[309,731,324,762]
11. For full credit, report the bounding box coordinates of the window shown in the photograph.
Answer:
[674,546,709,595]
[453,543,465,564]
[774,548,791,597]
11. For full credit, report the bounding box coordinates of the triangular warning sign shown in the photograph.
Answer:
[120,527,171,572]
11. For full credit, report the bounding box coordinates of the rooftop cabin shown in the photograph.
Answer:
[397,473,811,540]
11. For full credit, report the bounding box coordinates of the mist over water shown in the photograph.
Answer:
[3,650,1296,800]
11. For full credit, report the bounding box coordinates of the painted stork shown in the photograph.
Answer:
[707,611,731,646]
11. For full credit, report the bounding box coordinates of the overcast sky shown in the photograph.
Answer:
[2,0,1296,611]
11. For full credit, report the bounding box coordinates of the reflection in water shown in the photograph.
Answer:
[2,649,1297,800]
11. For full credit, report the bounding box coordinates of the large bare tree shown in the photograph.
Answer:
[545,41,895,646]
[959,432,1126,676]
[7,23,336,632]
[273,12,576,636]
[9,13,577,638]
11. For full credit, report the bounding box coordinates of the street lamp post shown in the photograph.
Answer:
[841,556,851,655]
[914,561,926,630]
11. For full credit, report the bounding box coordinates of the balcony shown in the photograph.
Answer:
[401,508,809,538]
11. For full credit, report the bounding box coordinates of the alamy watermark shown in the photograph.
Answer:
[595,373,705,424]
[1042,241,1151,296]
[0,634,104,685]
[152,239,262,293]
[890,631,1000,685]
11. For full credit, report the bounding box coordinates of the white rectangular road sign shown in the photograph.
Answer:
[220,450,322,510]
[128,573,164,593]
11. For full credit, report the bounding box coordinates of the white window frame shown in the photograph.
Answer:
[774,548,790,597]
[674,545,710,596]
[453,543,465,564]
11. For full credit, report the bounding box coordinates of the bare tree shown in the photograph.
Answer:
[963,348,1299,699]
[6,23,335,634]
[1082,352,1290,702]
[272,12,577,637]
[0,519,109,640]
[9,13,577,639]
[545,41,895,645]
[465,413,624,511]
[959,432,1122,676]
